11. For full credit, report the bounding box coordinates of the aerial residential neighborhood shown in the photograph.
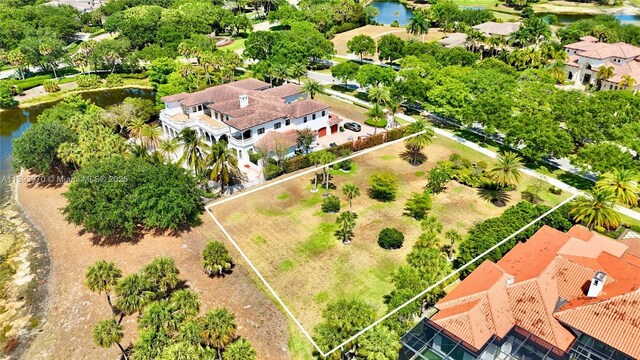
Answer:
[1,0,639,359]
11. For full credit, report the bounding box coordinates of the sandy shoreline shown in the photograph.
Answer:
[14,176,291,359]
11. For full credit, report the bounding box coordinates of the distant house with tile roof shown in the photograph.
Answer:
[564,36,640,92]
[471,21,521,38]
[400,225,640,360]
[160,79,338,169]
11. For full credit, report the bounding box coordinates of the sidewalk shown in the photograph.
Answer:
[316,83,640,222]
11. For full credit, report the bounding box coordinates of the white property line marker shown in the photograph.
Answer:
[205,131,578,358]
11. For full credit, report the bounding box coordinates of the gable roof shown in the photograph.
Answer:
[472,21,521,36]
[431,225,640,358]
[564,40,640,60]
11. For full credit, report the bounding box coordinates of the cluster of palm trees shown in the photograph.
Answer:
[406,9,430,42]
[86,257,256,360]
[572,168,639,230]
[177,40,242,89]
[366,85,400,133]
[595,65,637,90]
[176,128,241,193]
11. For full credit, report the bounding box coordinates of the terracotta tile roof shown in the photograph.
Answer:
[472,21,521,36]
[254,130,298,153]
[328,114,343,126]
[565,41,640,60]
[285,99,329,118]
[261,83,304,99]
[431,225,640,358]
[606,60,640,85]
[161,92,188,102]
[580,35,598,42]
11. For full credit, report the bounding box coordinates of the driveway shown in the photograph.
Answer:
[316,119,382,149]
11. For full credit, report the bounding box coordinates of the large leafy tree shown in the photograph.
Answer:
[12,119,76,175]
[571,190,621,230]
[347,34,375,61]
[63,156,202,239]
[595,169,639,207]
[331,61,360,85]
[377,34,405,63]
[85,260,122,315]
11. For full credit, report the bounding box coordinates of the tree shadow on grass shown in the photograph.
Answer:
[478,187,511,207]
[400,149,427,166]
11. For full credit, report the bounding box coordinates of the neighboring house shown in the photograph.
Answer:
[160,78,337,168]
[564,36,640,91]
[471,21,521,38]
[401,225,640,360]
[438,33,468,49]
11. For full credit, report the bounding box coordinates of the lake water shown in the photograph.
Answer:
[537,12,640,24]
[370,0,414,26]
[0,87,155,200]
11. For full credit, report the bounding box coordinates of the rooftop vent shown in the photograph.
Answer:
[587,271,606,298]
[239,94,249,108]
[506,277,515,287]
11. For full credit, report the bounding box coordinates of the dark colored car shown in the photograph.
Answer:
[343,122,361,132]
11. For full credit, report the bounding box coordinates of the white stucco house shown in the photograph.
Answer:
[564,36,640,91]
[159,78,340,169]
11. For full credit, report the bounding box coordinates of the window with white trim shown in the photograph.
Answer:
[274,122,281,129]
[258,128,265,135]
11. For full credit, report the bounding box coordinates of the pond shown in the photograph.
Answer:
[0,87,155,200]
[537,12,640,24]
[370,0,414,26]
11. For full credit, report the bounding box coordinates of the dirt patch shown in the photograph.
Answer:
[16,177,290,359]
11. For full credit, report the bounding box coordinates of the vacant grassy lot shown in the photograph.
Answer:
[211,137,569,331]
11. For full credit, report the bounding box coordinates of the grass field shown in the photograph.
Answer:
[210,136,569,332]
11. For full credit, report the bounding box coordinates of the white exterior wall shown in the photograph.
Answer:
[164,101,183,116]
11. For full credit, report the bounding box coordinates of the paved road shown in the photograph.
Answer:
[308,74,640,221]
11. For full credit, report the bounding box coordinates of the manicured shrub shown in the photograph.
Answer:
[426,166,452,194]
[284,154,311,173]
[0,81,16,108]
[549,186,563,195]
[105,74,124,88]
[353,132,385,152]
[321,195,341,213]
[76,74,102,89]
[378,228,404,249]
[368,172,398,201]
[364,118,387,128]
[264,163,283,180]
[43,80,60,92]
[404,191,432,219]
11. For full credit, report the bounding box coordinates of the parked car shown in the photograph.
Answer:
[343,122,361,132]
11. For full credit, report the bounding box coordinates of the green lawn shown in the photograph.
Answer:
[219,38,245,52]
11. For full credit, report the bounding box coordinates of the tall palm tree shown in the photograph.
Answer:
[223,339,257,360]
[141,125,163,150]
[596,65,614,89]
[302,79,324,99]
[308,150,332,192]
[404,119,434,165]
[159,138,180,160]
[288,63,307,85]
[38,43,57,79]
[342,183,360,209]
[547,62,566,84]
[595,169,639,207]
[444,229,461,260]
[570,189,620,230]
[487,151,523,188]
[93,318,128,360]
[128,118,146,144]
[169,289,200,324]
[336,211,358,244]
[270,63,289,85]
[200,308,237,360]
[115,274,153,322]
[406,10,429,42]
[79,40,97,74]
[85,260,122,316]
[366,103,386,135]
[386,100,400,128]
[618,75,637,90]
[178,128,206,176]
[367,85,391,106]
[205,141,240,194]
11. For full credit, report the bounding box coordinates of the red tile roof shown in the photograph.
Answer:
[254,130,299,153]
[432,225,640,358]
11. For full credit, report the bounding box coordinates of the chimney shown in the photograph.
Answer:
[505,277,515,287]
[587,271,606,298]
[239,94,249,108]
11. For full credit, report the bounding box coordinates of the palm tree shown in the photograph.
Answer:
[159,342,199,360]
[223,339,257,360]
[141,125,163,150]
[403,119,434,165]
[386,100,400,128]
[487,151,523,188]
[169,289,200,324]
[367,85,391,106]
[595,169,639,207]
[270,63,289,85]
[618,75,637,90]
[128,118,146,144]
[421,215,443,235]
[85,260,122,316]
[570,189,620,230]
[547,62,566,84]
[115,274,153,322]
[200,308,237,360]
[202,241,234,276]
[79,40,97,74]
[596,65,614,89]
[335,211,358,244]
[288,63,307,85]
[366,103,386,135]
[159,138,179,160]
[142,257,180,297]
[205,141,240,194]
[342,183,360,209]
[406,10,429,42]
[38,43,57,79]
[359,326,401,360]
[178,128,206,176]
[302,79,324,99]
[444,229,461,260]
[93,318,128,360]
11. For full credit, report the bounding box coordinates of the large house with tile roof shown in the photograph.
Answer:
[400,225,640,360]
[159,78,340,168]
[564,36,640,91]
